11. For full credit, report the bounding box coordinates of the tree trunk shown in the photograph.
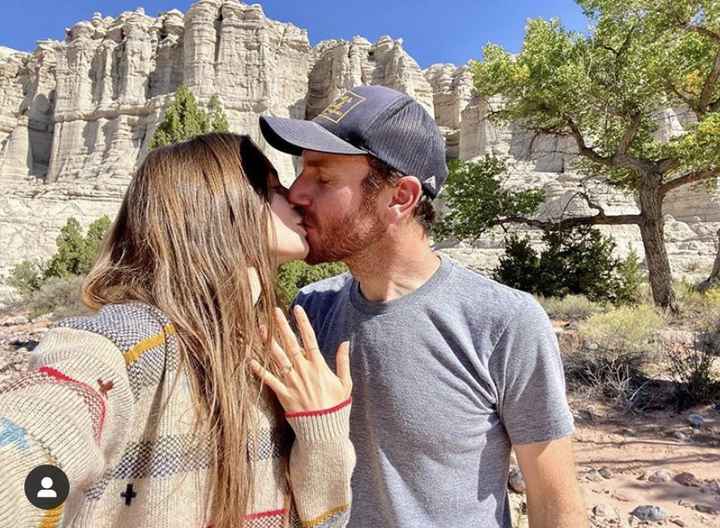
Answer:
[638,182,679,313]
[696,228,720,293]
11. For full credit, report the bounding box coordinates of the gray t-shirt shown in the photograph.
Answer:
[293,255,574,527]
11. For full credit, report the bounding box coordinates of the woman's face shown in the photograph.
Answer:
[268,172,309,264]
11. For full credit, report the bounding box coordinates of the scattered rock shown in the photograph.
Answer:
[694,504,719,514]
[508,466,526,494]
[586,469,605,483]
[671,431,689,441]
[598,467,614,479]
[674,472,700,487]
[592,504,617,518]
[30,313,53,324]
[688,414,705,429]
[670,519,686,527]
[677,499,694,508]
[648,469,673,483]
[574,409,595,423]
[631,505,667,522]
[1,315,29,326]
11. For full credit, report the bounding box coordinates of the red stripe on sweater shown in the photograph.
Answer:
[38,366,107,441]
[285,397,351,419]
[241,508,287,520]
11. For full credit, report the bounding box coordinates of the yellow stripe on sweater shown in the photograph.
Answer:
[301,504,350,528]
[123,324,176,366]
[38,504,63,528]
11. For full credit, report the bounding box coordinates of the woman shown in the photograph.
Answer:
[0,133,354,528]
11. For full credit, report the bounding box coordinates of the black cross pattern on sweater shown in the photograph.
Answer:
[121,483,137,506]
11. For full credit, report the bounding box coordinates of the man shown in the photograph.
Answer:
[260,85,588,527]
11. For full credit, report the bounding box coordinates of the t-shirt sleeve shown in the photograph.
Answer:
[490,294,575,445]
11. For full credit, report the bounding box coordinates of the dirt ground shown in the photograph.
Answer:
[1,312,719,527]
[567,398,720,527]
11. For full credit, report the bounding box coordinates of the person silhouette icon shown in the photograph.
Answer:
[36,477,57,499]
[25,464,69,509]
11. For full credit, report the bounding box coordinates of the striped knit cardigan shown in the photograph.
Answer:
[0,302,355,527]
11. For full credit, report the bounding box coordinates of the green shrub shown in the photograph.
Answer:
[666,336,720,408]
[578,305,664,357]
[277,261,348,307]
[44,216,111,279]
[537,294,606,321]
[567,305,665,405]
[494,235,541,295]
[494,226,642,304]
[8,216,111,294]
[613,248,644,305]
[24,275,90,319]
[6,260,45,296]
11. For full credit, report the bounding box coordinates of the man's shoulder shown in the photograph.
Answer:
[444,257,546,329]
[447,257,534,306]
[293,272,353,312]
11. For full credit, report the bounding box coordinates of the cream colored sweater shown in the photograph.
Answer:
[0,302,355,527]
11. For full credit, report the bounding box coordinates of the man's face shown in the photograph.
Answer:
[287,150,387,264]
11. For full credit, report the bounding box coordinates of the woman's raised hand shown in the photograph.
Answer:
[251,305,352,414]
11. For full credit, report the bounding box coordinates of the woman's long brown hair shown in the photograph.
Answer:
[83,133,280,527]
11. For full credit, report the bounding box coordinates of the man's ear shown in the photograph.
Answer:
[388,176,423,223]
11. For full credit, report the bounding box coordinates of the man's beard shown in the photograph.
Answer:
[301,194,386,265]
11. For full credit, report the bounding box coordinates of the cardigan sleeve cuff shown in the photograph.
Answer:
[285,398,351,443]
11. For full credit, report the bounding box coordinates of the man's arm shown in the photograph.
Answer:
[514,436,588,528]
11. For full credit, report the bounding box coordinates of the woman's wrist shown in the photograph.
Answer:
[285,397,352,443]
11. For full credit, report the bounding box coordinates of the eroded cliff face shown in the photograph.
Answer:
[1,0,718,299]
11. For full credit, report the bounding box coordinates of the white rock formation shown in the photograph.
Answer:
[0,0,719,299]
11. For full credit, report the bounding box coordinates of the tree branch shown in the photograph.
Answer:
[658,158,681,175]
[618,112,641,155]
[659,169,719,197]
[502,213,642,230]
[699,48,720,114]
[564,117,613,166]
[687,24,720,43]
[666,81,697,112]
[564,115,652,174]
[501,190,642,230]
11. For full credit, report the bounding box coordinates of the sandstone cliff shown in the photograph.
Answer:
[0,0,718,299]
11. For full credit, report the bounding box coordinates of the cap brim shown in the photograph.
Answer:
[260,116,367,156]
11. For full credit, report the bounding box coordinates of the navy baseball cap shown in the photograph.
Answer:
[259,85,448,198]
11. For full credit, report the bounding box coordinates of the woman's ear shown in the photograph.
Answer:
[388,176,423,223]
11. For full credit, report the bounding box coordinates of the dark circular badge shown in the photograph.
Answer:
[24,464,70,510]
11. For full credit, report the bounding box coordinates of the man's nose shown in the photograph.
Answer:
[288,176,311,208]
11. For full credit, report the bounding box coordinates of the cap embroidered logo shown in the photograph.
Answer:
[317,91,366,124]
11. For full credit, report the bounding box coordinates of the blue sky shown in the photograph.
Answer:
[0,1,588,68]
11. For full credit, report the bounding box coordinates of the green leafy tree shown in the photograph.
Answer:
[473,1,720,312]
[150,86,230,149]
[434,157,546,241]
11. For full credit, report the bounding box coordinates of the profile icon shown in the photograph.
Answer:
[24,465,69,510]
[37,476,58,498]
